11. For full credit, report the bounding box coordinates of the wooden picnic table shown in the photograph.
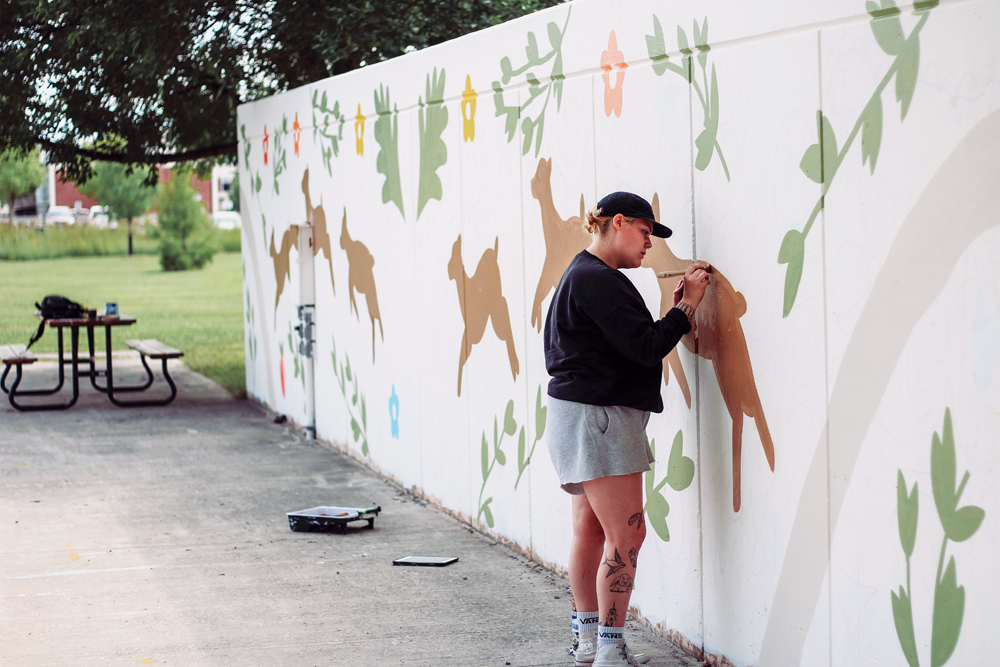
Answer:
[1,313,183,411]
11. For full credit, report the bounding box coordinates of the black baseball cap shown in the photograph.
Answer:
[595,191,672,238]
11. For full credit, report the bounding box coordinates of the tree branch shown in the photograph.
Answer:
[38,139,238,165]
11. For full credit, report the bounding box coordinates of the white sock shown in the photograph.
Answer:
[578,610,599,635]
[598,625,624,645]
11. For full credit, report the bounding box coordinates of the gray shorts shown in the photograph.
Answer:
[545,396,654,495]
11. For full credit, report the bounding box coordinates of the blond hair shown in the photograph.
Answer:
[583,208,634,235]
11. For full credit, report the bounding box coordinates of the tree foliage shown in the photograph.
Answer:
[79,162,158,254]
[156,168,219,271]
[0,148,46,220]
[0,0,565,184]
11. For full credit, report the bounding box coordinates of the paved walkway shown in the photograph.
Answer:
[0,358,700,667]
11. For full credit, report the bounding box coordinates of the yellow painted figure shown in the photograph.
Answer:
[461,75,477,142]
[355,104,366,155]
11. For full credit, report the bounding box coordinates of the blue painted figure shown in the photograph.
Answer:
[389,384,400,439]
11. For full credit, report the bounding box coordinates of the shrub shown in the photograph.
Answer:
[156,168,220,271]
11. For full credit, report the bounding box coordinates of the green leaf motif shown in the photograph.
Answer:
[481,432,489,483]
[665,430,695,492]
[947,504,985,543]
[867,1,906,55]
[645,15,670,76]
[931,557,965,667]
[503,399,517,436]
[495,447,507,466]
[799,143,824,184]
[860,94,884,174]
[350,417,361,442]
[931,409,958,524]
[677,25,691,54]
[891,586,920,667]
[482,499,495,528]
[417,67,448,220]
[645,489,671,542]
[517,427,527,473]
[896,470,919,559]
[374,84,405,218]
[535,386,547,438]
[896,36,920,121]
[777,228,806,318]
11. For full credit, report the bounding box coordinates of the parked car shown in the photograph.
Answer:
[45,205,75,226]
[88,205,111,227]
[211,211,242,230]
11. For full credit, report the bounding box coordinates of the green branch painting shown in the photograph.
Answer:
[892,408,985,667]
[491,7,571,157]
[478,400,517,528]
[272,115,288,195]
[286,322,305,392]
[240,124,263,197]
[331,335,370,457]
[645,15,730,180]
[643,430,695,542]
[514,385,547,490]
[374,84,404,218]
[311,90,346,177]
[417,67,448,219]
[779,0,937,317]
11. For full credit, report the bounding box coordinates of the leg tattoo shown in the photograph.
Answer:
[628,512,645,530]
[603,602,618,627]
[609,573,634,593]
[628,547,638,568]
[601,548,626,578]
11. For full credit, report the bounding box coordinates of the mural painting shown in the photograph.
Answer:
[417,67,448,218]
[529,157,590,331]
[302,168,336,295]
[448,235,520,397]
[237,2,999,664]
[268,226,298,317]
[778,2,938,317]
[340,210,384,362]
[892,408,985,667]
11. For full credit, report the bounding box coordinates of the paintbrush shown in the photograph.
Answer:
[656,264,712,279]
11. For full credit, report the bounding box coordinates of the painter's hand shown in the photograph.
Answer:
[680,264,711,310]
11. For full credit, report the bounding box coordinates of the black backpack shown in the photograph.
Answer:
[27,295,86,349]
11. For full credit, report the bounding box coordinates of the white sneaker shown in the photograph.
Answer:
[593,640,647,667]
[574,630,598,666]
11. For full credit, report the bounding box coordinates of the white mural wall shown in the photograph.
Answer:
[237,1,1000,664]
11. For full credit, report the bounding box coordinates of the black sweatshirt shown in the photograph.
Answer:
[543,250,691,413]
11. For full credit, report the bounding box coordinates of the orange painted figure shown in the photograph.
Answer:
[529,157,590,332]
[642,194,775,512]
[293,113,301,157]
[355,104,366,156]
[461,75,477,142]
[601,31,627,118]
[448,235,520,396]
[263,125,269,165]
[340,210,384,361]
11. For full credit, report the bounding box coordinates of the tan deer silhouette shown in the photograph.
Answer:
[642,194,775,512]
[448,234,520,397]
[529,157,592,332]
[269,226,298,319]
[340,209,383,361]
[302,168,336,295]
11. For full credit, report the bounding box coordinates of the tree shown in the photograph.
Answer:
[0,148,45,224]
[0,0,565,183]
[229,173,240,213]
[156,167,219,271]
[79,162,157,255]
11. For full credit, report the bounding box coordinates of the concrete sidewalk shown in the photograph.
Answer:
[0,360,700,667]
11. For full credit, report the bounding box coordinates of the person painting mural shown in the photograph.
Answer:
[544,192,710,667]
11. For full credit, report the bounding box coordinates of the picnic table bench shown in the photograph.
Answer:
[2,314,184,411]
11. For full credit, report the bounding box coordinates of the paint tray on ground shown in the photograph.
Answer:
[287,505,381,534]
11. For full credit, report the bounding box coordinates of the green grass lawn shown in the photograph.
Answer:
[0,252,246,397]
